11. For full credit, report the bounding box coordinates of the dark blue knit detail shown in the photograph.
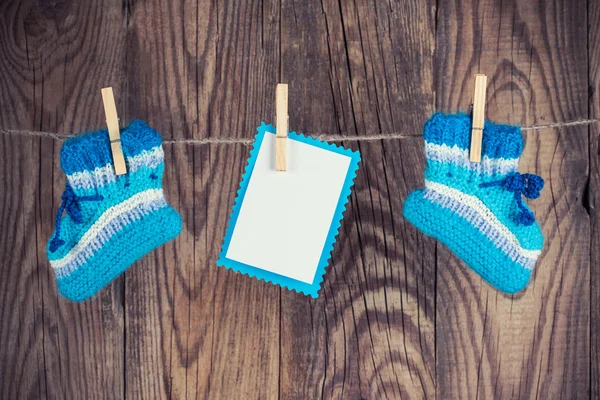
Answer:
[49,184,104,252]
[61,120,162,175]
[424,112,523,159]
[480,172,544,226]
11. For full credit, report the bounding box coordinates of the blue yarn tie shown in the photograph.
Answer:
[49,184,103,253]
[479,172,544,226]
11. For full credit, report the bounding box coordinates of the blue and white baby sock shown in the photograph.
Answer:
[404,113,544,293]
[47,120,182,302]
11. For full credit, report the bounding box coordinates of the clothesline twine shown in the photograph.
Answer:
[1,118,598,146]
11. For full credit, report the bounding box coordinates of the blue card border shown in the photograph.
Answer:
[216,122,361,298]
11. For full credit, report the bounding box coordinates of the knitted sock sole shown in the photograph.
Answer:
[403,189,532,293]
[55,206,182,301]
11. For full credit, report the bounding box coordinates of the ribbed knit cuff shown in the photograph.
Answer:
[60,120,162,175]
[424,113,523,159]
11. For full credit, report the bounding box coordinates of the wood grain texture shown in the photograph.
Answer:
[124,0,282,398]
[278,0,436,398]
[0,1,127,399]
[435,0,590,398]
[589,0,600,397]
[0,0,596,398]
[125,143,280,399]
[124,0,280,140]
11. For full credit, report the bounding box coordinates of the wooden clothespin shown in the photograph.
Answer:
[275,84,289,171]
[469,74,487,163]
[101,87,127,175]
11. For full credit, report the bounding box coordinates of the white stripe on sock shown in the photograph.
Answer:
[50,188,166,271]
[425,180,542,261]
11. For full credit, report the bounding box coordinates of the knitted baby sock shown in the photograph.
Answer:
[403,113,544,293]
[47,120,182,302]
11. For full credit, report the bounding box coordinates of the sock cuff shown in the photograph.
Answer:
[60,120,163,175]
[424,112,523,160]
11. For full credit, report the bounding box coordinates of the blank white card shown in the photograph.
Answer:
[227,132,350,283]
[218,124,360,296]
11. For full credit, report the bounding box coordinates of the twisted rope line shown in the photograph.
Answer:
[2,118,598,145]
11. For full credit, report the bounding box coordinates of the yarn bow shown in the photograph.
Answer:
[49,184,103,252]
[479,172,544,226]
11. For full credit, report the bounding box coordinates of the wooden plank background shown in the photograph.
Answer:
[0,0,595,398]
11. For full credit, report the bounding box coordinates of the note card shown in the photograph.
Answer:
[217,122,361,297]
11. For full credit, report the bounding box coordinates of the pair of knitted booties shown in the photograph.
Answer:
[404,113,544,293]
[47,120,181,302]
[48,114,543,301]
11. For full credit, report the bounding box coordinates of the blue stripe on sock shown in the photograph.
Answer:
[423,187,538,268]
[424,112,523,159]
[55,205,181,302]
[52,197,169,278]
[424,173,544,252]
[403,189,533,293]
[61,120,163,175]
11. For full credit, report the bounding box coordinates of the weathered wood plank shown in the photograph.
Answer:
[125,0,280,141]
[279,138,437,399]
[0,134,48,399]
[125,143,281,399]
[589,0,600,397]
[279,0,436,398]
[123,0,282,398]
[435,0,589,398]
[0,0,128,132]
[0,1,127,398]
[0,0,595,398]
[0,133,126,400]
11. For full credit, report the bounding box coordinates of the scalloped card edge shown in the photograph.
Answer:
[216,122,361,297]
